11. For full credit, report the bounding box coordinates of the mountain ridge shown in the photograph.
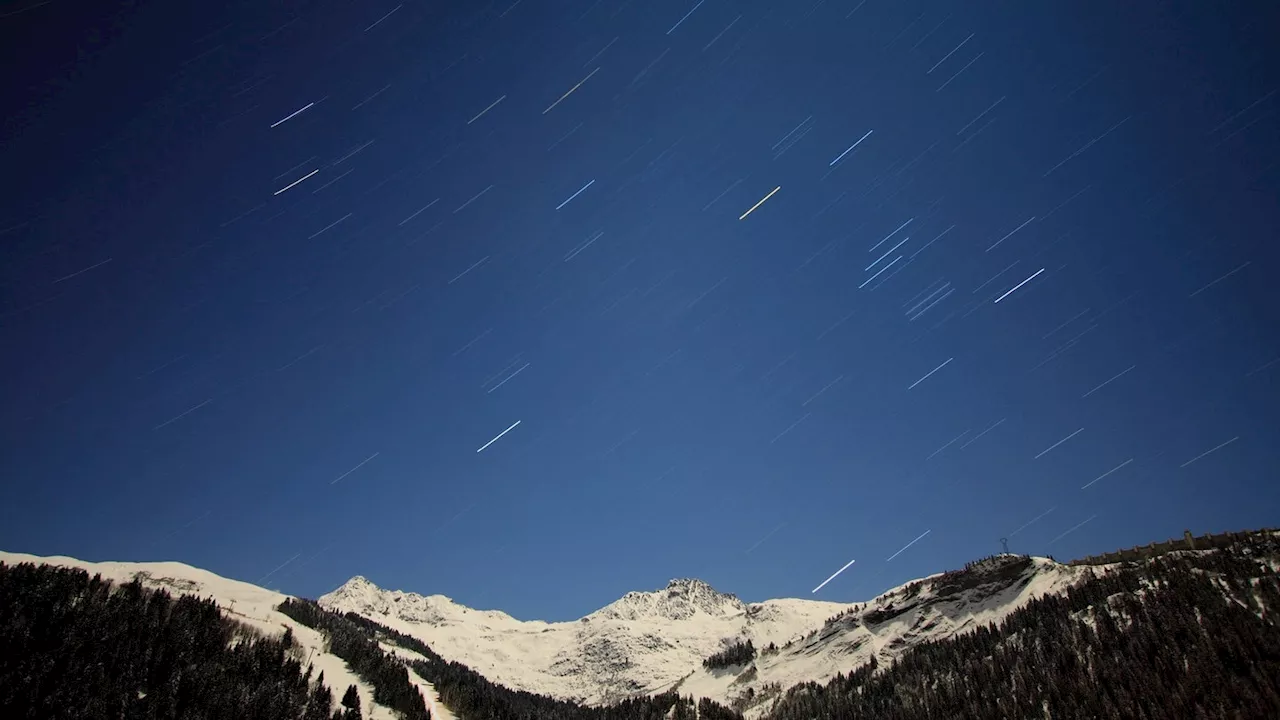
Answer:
[8,529,1279,719]
[317,554,1090,715]
[7,530,1278,718]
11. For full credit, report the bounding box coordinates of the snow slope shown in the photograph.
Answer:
[0,551,454,720]
[321,575,848,708]
[320,555,1093,717]
[2,548,1095,719]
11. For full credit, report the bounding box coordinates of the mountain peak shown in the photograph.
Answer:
[592,577,745,622]
[318,576,523,629]
[327,574,381,599]
[666,577,714,589]
[321,580,450,625]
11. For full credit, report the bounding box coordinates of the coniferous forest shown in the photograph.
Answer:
[702,640,756,670]
[0,561,359,720]
[4,529,1280,719]
[277,598,430,719]
[764,533,1280,720]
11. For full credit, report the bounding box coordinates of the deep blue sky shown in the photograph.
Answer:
[2,0,1277,622]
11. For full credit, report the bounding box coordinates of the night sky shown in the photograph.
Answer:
[2,0,1278,622]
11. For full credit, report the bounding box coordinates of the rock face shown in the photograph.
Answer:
[589,578,747,622]
[318,556,1091,716]
[321,574,520,628]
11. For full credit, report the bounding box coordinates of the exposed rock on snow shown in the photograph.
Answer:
[1,548,1094,720]
[319,555,1091,717]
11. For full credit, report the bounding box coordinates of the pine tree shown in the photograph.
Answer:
[305,682,334,720]
[341,684,360,711]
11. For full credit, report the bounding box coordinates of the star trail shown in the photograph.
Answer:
[1,0,1277,621]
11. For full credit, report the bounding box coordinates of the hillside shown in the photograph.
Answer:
[0,551,454,720]
[319,555,1090,715]
[4,528,1280,719]
[764,533,1280,719]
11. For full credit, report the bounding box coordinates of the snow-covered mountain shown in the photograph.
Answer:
[0,551,455,720]
[1,547,1098,719]
[319,554,1092,717]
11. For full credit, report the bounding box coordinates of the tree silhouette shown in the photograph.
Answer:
[341,684,360,710]
[0,561,338,720]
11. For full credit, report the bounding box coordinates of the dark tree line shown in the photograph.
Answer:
[764,532,1280,720]
[702,640,756,670]
[277,598,429,720]
[0,561,354,720]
